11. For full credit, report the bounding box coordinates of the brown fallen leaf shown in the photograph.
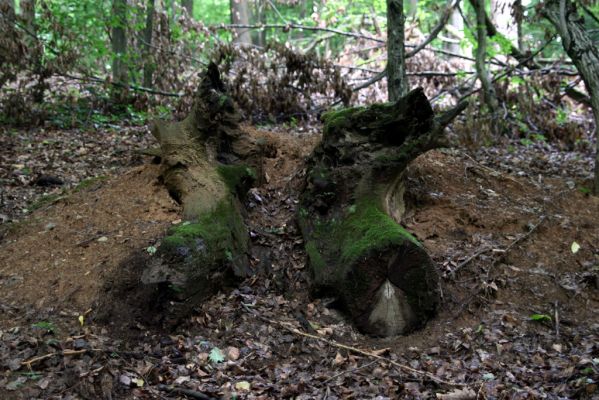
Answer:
[436,388,476,400]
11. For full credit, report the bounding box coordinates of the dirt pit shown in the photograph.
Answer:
[0,125,598,399]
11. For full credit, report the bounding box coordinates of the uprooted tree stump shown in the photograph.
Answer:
[298,88,467,337]
[142,63,272,316]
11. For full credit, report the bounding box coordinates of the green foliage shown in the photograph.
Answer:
[209,347,225,363]
[529,313,552,322]
[32,321,56,333]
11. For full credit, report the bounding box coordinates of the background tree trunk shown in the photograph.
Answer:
[230,0,252,45]
[475,0,498,112]
[298,89,467,337]
[111,0,128,101]
[445,7,463,55]
[251,0,266,46]
[543,0,599,194]
[386,0,408,101]
[142,0,155,88]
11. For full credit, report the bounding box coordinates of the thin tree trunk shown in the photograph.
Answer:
[445,7,463,55]
[514,0,524,51]
[251,0,266,46]
[543,0,599,194]
[111,0,128,100]
[475,0,498,111]
[182,0,193,17]
[230,0,252,45]
[387,0,408,102]
[142,0,155,88]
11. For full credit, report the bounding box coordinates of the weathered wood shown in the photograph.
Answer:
[144,63,264,312]
[298,88,467,337]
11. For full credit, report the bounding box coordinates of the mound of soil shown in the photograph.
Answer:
[0,125,598,399]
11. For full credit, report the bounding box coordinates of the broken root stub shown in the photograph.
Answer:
[299,88,467,337]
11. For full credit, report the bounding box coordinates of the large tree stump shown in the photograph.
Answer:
[298,88,467,336]
[143,63,268,311]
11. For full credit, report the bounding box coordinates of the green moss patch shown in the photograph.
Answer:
[301,198,421,283]
[160,197,247,265]
[217,164,256,195]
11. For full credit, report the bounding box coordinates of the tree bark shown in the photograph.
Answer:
[475,0,498,112]
[230,0,252,45]
[182,0,193,17]
[142,0,155,88]
[298,89,467,337]
[111,0,128,101]
[386,0,408,101]
[543,0,599,194]
[145,63,272,316]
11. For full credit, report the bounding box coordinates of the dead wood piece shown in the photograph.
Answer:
[298,88,467,336]
[141,63,273,318]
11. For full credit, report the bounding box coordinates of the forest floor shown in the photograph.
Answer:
[0,122,598,400]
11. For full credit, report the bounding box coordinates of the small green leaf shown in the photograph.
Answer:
[529,314,552,322]
[482,372,495,381]
[209,347,225,363]
[571,241,580,254]
[146,246,157,255]
[32,321,56,333]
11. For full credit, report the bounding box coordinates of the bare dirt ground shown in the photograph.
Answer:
[0,124,598,399]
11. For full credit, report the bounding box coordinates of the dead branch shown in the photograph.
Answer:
[214,23,385,44]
